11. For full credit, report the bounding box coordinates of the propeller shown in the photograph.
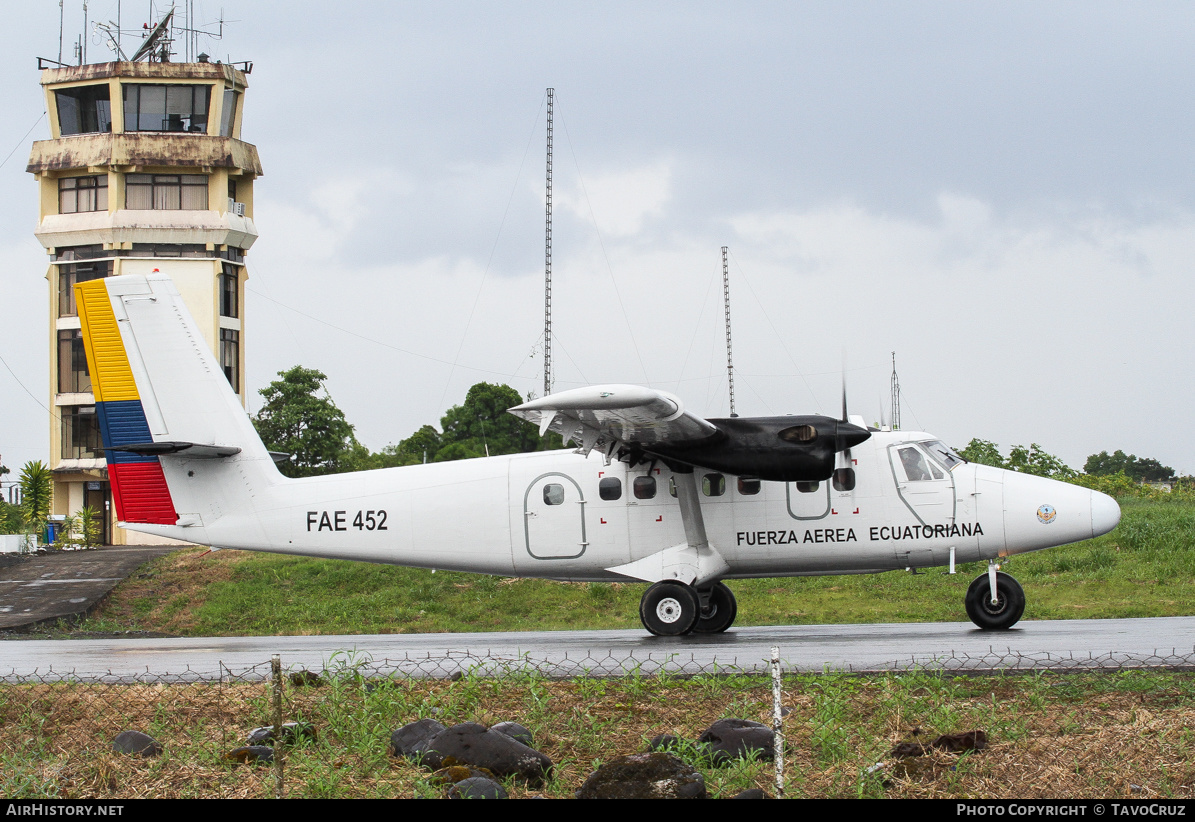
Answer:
[833,369,868,491]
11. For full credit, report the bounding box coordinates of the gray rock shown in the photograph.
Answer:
[289,670,323,687]
[423,722,553,786]
[576,752,706,799]
[490,721,534,747]
[225,745,274,765]
[248,721,317,746]
[646,733,684,752]
[448,777,508,799]
[391,719,447,761]
[112,730,162,757]
[697,718,774,765]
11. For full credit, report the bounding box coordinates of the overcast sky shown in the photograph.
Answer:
[2,1,1194,477]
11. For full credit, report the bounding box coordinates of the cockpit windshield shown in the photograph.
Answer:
[919,440,964,471]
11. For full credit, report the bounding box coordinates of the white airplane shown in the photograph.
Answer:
[77,274,1121,636]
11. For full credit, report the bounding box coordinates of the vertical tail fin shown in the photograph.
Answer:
[77,274,276,529]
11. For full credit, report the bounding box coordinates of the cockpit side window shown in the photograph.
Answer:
[897,446,938,482]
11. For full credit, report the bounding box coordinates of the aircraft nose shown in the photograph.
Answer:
[1090,490,1121,537]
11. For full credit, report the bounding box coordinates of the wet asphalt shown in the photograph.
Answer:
[0,546,176,633]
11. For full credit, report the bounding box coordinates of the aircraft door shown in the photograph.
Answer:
[786,480,831,520]
[889,443,956,526]
[523,473,588,560]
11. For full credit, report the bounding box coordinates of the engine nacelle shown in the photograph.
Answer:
[643,415,870,482]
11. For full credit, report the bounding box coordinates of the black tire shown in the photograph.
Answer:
[965,572,1025,630]
[693,582,737,634]
[639,581,700,636]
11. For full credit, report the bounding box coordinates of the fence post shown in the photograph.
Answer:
[771,646,785,798]
[271,654,284,799]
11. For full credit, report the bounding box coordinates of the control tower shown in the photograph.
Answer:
[27,22,261,545]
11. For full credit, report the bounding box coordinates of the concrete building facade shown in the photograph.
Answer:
[27,58,261,545]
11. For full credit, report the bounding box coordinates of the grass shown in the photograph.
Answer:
[0,667,1191,798]
[59,496,1195,637]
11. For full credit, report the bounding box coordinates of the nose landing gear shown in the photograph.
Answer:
[965,570,1025,630]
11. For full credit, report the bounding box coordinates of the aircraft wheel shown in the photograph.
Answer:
[640,581,700,636]
[965,572,1025,630]
[693,582,737,634]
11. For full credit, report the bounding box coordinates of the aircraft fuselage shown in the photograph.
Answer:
[139,428,1117,584]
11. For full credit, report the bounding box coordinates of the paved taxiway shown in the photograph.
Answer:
[2,617,1192,681]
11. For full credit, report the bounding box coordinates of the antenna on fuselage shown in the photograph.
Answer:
[721,246,737,417]
[890,351,901,431]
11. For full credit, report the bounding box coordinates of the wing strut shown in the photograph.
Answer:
[606,469,729,587]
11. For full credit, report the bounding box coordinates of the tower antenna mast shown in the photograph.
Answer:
[721,246,737,417]
[890,351,901,430]
[543,87,554,397]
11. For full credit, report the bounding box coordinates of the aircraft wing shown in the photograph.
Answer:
[508,384,718,455]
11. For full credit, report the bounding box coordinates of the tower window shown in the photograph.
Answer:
[58,260,111,317]
[220,88,239,137]
[57,330,92,394]
[220,329,240,393]
[126,174,208,210]
[219,265,239,318]
[55,85,112,135]
[59,176,108,214]
[61,406,102,460]
[123,84,210,133]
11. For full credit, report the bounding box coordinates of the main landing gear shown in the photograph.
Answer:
[964,569,1025,630]
[639,580,737,636]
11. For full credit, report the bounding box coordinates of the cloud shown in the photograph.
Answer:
[556,161,672,237]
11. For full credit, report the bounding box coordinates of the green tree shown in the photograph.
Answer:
[0,500,22,534]
[1084,450,1176,484]
[436,382,558,460]
[955,440,1075,478]
[252,366,360,478]
[78,505,101,548]
[18,461,52,535]
[1006,443,1075,478]
[957,438,1005,468]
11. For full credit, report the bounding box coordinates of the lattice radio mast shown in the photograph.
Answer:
[543,88,554,397]
[721,246,737,417]
[889,351,901,430]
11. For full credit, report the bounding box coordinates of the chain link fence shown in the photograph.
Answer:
[1,649,1193,798]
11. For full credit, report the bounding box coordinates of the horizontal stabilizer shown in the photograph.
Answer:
[110,441,242,458]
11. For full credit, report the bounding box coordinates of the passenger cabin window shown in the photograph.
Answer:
[543,483,565,505]
[737,477,761,495]
[633,476,656,500]
[123,84,210,132]
[55,85,112,135]
[598,477,622,501]
[832,467,856,492]
[126,174,208,210]
[702,473,726,497]
[59,176,108,213]
[796,480,819,494]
